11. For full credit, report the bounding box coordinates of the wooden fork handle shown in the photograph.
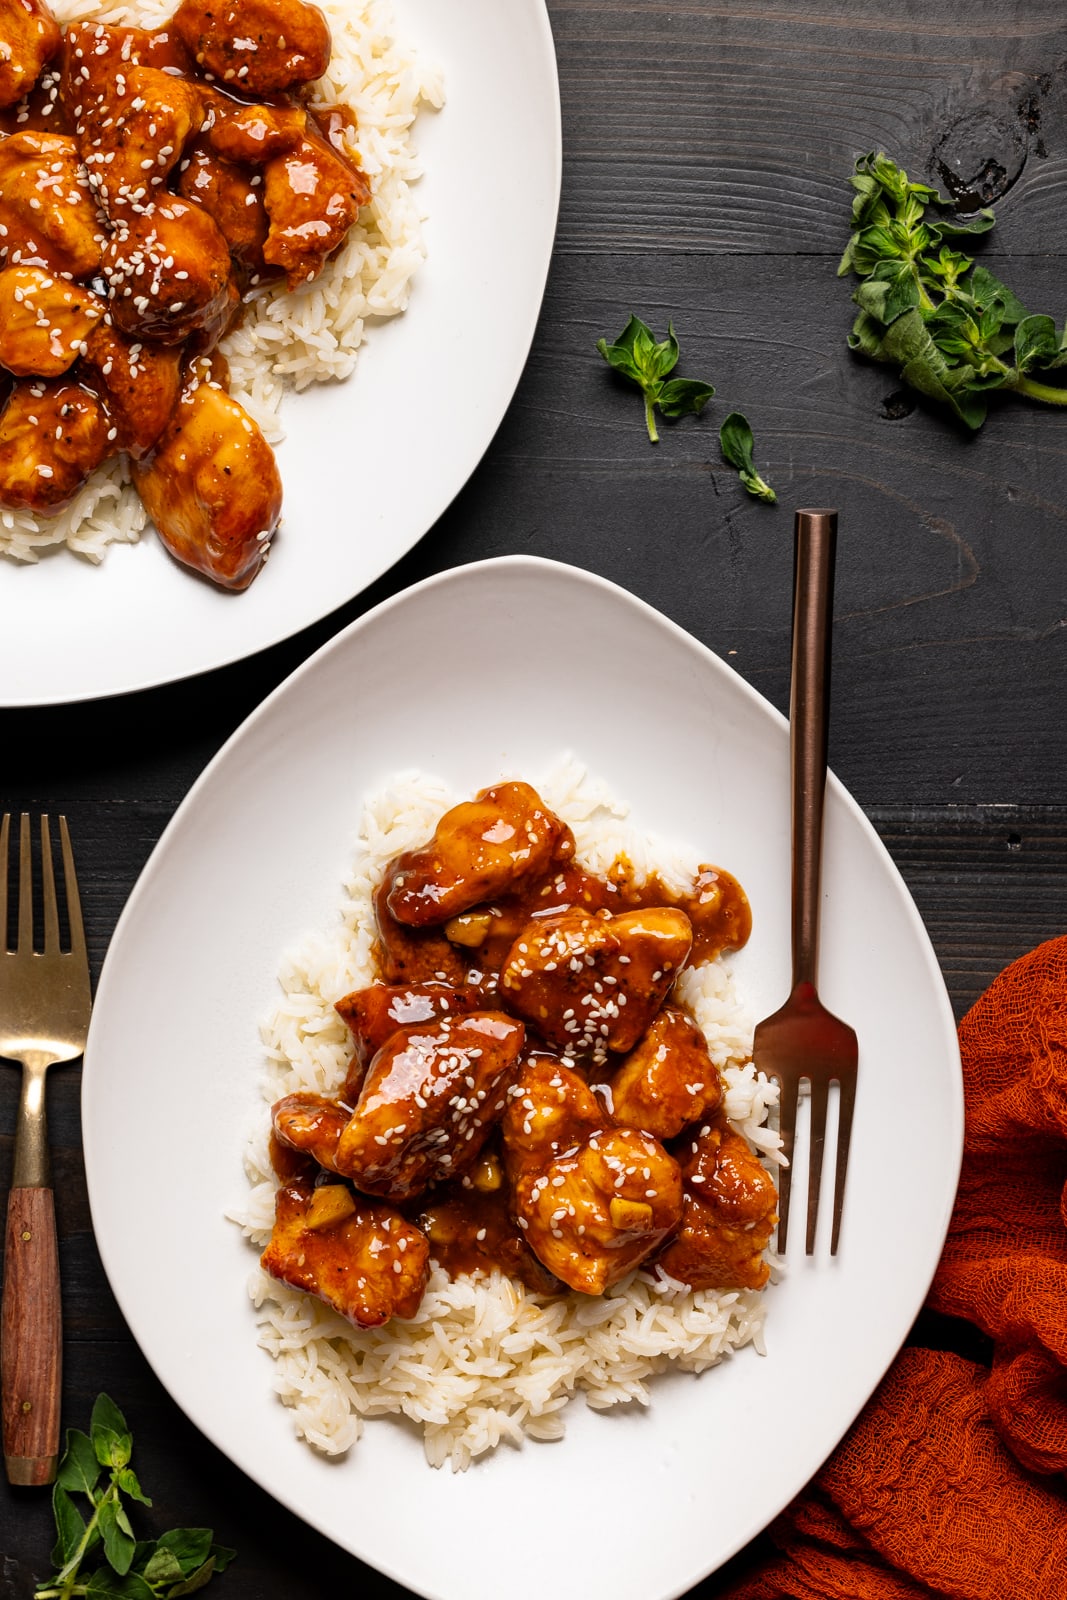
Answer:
[790,508,839,991]
[2,1185,62,1484]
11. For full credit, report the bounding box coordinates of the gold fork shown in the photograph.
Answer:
[753,510,859,1256]
[0,814,92,1485]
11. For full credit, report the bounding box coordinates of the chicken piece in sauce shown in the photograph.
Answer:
[499,905,693,1062]
[172,0,331,95]
[81,64,205,214]
[78,320,183,459]
[335,1012,526,1202]
[261,129,371,287]
[271,1091,351,1171]
[0,266,103,378]
[605,1002,723,1140]
[0,131,104,278]
[333,980,486,1101]
[203,96,307,163]
[0,0,60,108]
[385,782,576,930]
[131,360,281,590]
[176,143,269,274]
[502,1057,682,1295]
[102,198,235,345]
[656,1116,778,1291]
[0,378,111,512]
[417,1186,559,1296]
[261,1175,429,1328]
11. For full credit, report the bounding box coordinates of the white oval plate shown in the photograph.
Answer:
[83,555,963,1600]
[0,0,560,707]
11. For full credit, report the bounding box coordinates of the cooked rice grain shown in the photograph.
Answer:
[231,759,781,1470]
[0,0,443,561]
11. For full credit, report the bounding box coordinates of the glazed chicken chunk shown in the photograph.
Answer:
[0,266,103,379]
[502,1057,682,1295]
[0,379,111,513]
[271,1091,352,1172]
[82,64,205,215]
[335,1012,526,1201]
[131,361,282,590]
[499,905,693,1061]
[261,130,371,287]
[0,132,104,279]
[102,198,235,345]
[385,782,576,929]
[261,1176,429,1328]
[333,980,486,1101]
[78,322,183,460]
[172,0,331,94]
[0,0,60,109]
[606,1002,723,1140]
[656,1116,778,1291]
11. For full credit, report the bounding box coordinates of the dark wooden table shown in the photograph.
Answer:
[3,0,1067,1594]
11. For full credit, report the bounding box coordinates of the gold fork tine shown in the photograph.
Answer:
[17,814,33,954]
[0,814,8,945]
[58,817,86,962]
[40,817,60,956]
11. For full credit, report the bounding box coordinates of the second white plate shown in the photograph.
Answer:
[1,0,561,706]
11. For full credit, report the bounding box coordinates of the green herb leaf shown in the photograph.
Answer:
[116,1467,152,1507]
[91,1396,133,1471]
[155,1530,215,1576]
[1014,314,1060,372]
[597,314,714,442]
[99,1496,137,1576]
[656,376,716,418]
[57,1428,104,1498]
[50,1484,88,1568]
[718,411,777,503]
[142,1547,186,1586]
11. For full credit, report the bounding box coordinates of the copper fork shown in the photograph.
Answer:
[0,814,92,1485]
[753,510,859,1256]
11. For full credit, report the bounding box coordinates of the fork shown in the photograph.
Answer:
[0,814,92,1485]
[753,509,859,1256]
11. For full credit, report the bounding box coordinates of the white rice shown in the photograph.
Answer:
[230,756,782,1471]
[0,0,443,563]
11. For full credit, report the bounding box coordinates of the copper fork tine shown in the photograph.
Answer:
[0,814,93,1486]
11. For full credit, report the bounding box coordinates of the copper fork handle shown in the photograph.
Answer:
[790,508,839,991]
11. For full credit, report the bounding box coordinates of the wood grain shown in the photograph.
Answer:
[1,1188,61,1486]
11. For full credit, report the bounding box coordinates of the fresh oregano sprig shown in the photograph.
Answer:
[719,411,777,503]
[33,1395,235,1600]
[596,314,715,441]
[839,151,1067,429]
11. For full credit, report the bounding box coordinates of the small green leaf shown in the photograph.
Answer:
[142,1546,186,1585]
[50,1483,87,1568]
[91,1396,133,1471]
[1014,314,1060,372]
[719,412,777,503]
[656,376,715,418]
[167,1558,221,1597]
[155,1530,214,1576]
[57,1429,103,1498]
[116,1467,152,1507]
[99,1496,137,1576]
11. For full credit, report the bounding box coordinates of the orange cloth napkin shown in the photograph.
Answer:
[718,933,1067,1599]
